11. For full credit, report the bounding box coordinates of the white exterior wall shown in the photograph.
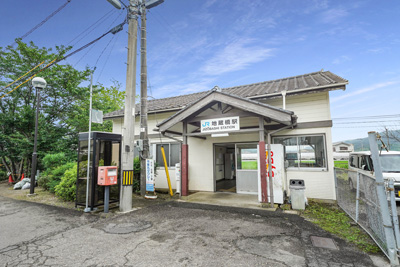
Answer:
[265,91,335,200]
[110,91,336,200]
[274,127,336,200]
[264,92,331,122]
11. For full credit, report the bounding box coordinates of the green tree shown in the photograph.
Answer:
[66,80,124,139]
[0,41,89,181]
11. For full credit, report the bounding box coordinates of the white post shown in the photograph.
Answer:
[84,70,94,212]
[368,131,399,265]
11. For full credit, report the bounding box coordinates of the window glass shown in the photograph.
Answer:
[273,135,326,169]
[155,143,180,167]
[236,145,258,170]
[156,144,169,167]
[274,137,298,167]
[298,136,325,167]
[380,155,400,172]
[170,143,180,166]
[350,156,357,168]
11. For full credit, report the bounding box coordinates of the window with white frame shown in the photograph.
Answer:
[273,135,327,169]
[154,143,180,167]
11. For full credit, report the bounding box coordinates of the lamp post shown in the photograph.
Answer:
[30,77,47,195]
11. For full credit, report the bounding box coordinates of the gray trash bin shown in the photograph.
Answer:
[289,179,306,210]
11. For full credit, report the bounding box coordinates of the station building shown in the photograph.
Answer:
[104,70,348,202]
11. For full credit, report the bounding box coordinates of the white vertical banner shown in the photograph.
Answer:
[258,144,285,204]
[146,158,155,192]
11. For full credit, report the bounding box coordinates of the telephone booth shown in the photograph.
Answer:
[75,132,121,210]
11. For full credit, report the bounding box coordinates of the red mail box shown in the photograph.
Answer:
[98,166,118,186]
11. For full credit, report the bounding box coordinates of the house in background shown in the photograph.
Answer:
[333,142,354,160]
[104,70,348,202]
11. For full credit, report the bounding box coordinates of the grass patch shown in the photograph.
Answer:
[301,200,380,254]
[241,161,257,170]
[335,160,348,169]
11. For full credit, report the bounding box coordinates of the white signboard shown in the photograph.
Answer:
[91,109,103,124]
[146,158,155,192]
[258,144,285,204]
[201,116,240,133]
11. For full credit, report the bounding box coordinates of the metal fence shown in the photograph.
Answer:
[335,167,399,264]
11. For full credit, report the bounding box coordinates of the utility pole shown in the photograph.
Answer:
[119,0,139,212]
[107,0,163,209]
[139,2,149,196]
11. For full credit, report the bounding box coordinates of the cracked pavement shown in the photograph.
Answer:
[0,196,389,266]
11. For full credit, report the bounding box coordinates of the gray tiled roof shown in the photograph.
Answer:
[104,70,347,119]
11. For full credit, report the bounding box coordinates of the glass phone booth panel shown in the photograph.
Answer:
[76,132,121,210]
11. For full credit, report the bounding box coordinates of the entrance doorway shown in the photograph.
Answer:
[235,143,258,194]
[214,144,236,192]
[214,142,259,194]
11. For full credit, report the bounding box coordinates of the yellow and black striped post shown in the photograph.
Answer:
[123,170,134,186]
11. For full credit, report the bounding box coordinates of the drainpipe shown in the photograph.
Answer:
[281,91,287,109]
[267,124,294,208]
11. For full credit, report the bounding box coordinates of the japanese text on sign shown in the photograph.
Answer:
[201,116,240,133]
[266,150,276,178]
[146,159,155,192]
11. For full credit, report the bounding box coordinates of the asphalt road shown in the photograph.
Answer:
[0,196,388,266]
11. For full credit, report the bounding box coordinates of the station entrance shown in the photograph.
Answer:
[214,142,259,195]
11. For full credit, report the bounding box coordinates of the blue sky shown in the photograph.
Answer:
[1,0,399,142]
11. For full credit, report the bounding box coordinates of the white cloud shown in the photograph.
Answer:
[366,47,386,54]
[320,8,349,24]
[333,55,351,65]
[200,39,273,76]
[331,81,399,103]
[151,78,216,98]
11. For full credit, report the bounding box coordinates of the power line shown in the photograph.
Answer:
[10,0,72,47]
[334,120,400,124]
[96,34,120,84]
[1,21,126,99]
[334,125,400,128]
[332,114,400,121]
[67,9,116,46]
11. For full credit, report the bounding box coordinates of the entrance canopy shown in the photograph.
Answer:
[156,89,297,137]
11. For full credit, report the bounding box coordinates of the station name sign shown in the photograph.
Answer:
[201,116,240,133]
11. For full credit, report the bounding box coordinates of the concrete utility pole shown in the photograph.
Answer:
[120,0,139,212]
[139,3,149,196]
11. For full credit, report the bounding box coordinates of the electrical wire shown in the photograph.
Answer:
[332,114,400,120]
[334,120,400,124]
[334,125,400,128]
[1,21,126,99]
[96,34,120,84]
[67,9,116,46]
[0,61,45,91]
[10,0,72,47]
[73,42,98,68]
[93,35,116,72]
[0,59,57,99]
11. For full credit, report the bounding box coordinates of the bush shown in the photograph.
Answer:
[55,166,77,201]
[42,153,68,170]
[39,161,76,192]
[0,169,7,181]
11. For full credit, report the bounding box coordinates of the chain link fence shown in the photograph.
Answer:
[335,168,397,261]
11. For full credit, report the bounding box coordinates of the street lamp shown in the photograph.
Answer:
[30,77,47,195]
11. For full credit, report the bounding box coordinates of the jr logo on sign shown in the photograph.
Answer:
[202,122,210,127]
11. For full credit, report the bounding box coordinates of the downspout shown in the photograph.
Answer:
[281,91,286,109]
[267,124,295,208]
